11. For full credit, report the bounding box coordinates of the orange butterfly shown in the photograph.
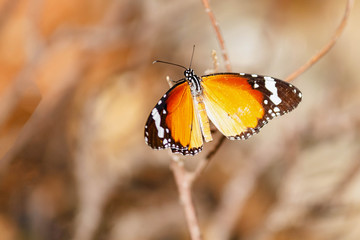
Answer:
[145,61,302,155]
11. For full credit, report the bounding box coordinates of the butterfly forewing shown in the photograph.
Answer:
[145,81,203,155]
[201,73,302,140]
[246,74,302,121]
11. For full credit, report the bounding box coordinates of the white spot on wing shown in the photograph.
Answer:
[264,76,274,81]
[251,74,258,77]
[254,83,259,88]
[264,77,282,105]
[151,108,164,138]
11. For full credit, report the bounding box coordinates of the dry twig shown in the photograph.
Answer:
[170,158,202,240]
[201,0,231,72]
[285,0,354,82]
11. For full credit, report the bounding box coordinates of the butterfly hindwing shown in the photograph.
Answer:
[145,81,203,155]
[201,73,302,140]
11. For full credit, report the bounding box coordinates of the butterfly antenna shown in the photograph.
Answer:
[152,60,187,70]
[189,45,195,69]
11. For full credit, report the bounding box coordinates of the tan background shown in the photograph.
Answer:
[0,0,359,239]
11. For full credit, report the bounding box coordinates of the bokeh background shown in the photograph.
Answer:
[0,0,359,239]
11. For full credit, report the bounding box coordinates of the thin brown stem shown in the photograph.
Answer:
[190,136,226,183]
[167,2,232,235]
[170,158,203,240]
[285,0,354,82]
[186,0,233,186]
[201,0,231,72]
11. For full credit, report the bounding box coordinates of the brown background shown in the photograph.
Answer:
[0,0,360,239]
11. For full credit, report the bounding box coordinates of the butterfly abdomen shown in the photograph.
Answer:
[193,95,213,142]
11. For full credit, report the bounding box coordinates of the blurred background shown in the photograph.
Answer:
[0,0,359,239]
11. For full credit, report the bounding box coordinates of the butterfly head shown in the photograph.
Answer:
[184,68,202,95]
[184,68,195,78]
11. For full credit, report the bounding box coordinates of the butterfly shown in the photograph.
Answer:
[144,61,302,156]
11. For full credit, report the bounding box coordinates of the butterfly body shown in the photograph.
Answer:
[145,69,302,155]
[184,69,213,142]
